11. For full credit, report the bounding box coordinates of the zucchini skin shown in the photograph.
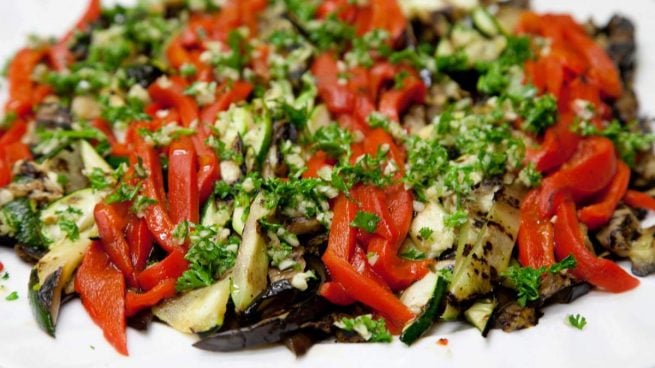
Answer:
[28,268,60,336]
[400,275,449,345]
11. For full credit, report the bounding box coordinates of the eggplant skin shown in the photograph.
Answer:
[28,268,62,337]
[194,298,329,352]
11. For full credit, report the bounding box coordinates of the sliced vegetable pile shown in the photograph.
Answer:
[1,0,654,356]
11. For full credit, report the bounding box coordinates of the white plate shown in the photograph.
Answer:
[1,1,655,367]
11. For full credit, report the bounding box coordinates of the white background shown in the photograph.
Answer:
[1,1,655,367]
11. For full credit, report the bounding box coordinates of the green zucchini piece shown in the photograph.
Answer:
[0,198,47,249]
[306,104,330,135]
[40,188,106,244]
[472,7,501,37]
[231,193,272,311]
[231,205,247,236]
[243,110,273,171]
[29,234,93,336]
[201,196,233,228]
[78,140,112,173]
[153,277,231,334]
[464,298,497,336]
[450,185,522,303]
[400,273,449,345]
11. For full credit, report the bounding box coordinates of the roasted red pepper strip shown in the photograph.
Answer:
[5,48,44,117]
[75,242,128,356]
[136,142,180,253]
[91,118,129,156]
[536,136,617,217]
[354,186,396,241]
[148,77,198,127]
[623,190,655,212]
[553,198,639,293]
[125,278,178,317]
[368,0,407,43]
[312,53,355,115]
[304,151,334,179]
[367,236,430,291]
[168,137,199,224]
[378,72,426,122]
[94,202,138,287]
[137,249,188,291]
[578,161,630,229]
[327,194,358,260]
[518,189,556,268]
[126,216,154,272]
[199,81,253,125]
[318,281,356,306]
[322,250,414,328]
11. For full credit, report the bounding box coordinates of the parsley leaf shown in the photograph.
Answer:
[502,255,577,306]
[334,314,392,343]
[350,211,380,233]
[567,314,587,330]
[311,124,353,159]
[55,207,83,241]
[579,120,655,167]
[5,291,18,301]
[176,226,239,291]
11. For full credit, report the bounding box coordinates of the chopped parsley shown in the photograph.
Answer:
[5,291,18,301]
[176,226,239,292]
[334,314,392,343]
[55,207,83,241]
[567,314,587,330]
[350,211,380,233]
[311,124,353,160]
[579,120,655,167]
[106,183,141,204]
[444,210,468,228]
[130,196,157,217]
[519,94,557,135]
[418,227,434,241]
[502,255,577,306]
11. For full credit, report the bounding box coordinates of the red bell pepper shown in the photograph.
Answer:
[168,137,199,224]
[312,53,355,115]
[578,161,630,229]
[553,198,639,293]
[0,150,11,188]
[368,0,407,43]
[3,141,32,165]
[536,136,617,217]
[199,81,253,125]
[148,76,198,127]
[370,62,397,102]
[319,281,356,306]
[75,242,128,356]
[91,118,129,156]
[125,278,178,317]
[304,151,335,179]
[137,249,188,291]
[517,189,556,268]
[354,186,396,241]
[136,142,181,253]
[126,216,154,272]
[326,194,358,260]
[367,236,430,291]
[378,73,426,122]
[94,202,138,287]
[323,250,414,329]
[623,190,655,212]
[5,48,44,117]
[525,113,580,173]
